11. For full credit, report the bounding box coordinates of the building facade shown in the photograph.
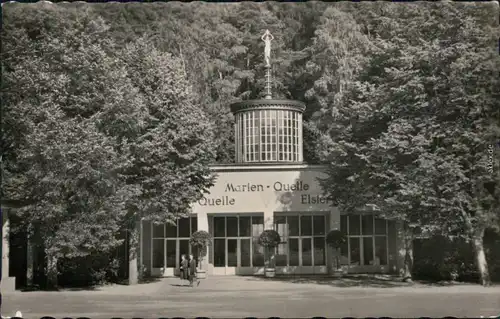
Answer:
[139,98,405,277]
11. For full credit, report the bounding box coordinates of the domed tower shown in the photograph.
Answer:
[230,30,306,163]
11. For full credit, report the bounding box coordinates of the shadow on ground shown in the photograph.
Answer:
[19,277,163,292]
[21,285,98,292]
[139,277,162,284]
[242,274,410,288]
[60,277,163,291]
[240,274,488,288]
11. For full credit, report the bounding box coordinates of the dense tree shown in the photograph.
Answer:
[112,38,217,283]
[2,4,134,287]
[2,4,217,286]
[315,2,500,285]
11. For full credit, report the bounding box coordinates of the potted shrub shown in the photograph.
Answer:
[258,229,281,278]
[189,230,212,279]
[326,229,347,277]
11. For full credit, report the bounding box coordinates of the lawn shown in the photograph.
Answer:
[2,275,500,318]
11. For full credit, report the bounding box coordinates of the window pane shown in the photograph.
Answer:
[362,215,373,235]
[302,238,312,266]
[363,237,374,265]
[191,217,198,233]
[153,223,164,238]
[274,216,287,239]
[340,236,348,265]
[178,218,190,237]
[276,243,287,266]
[289,238,299,266]
[313,237,325,266]
[241,239,251,267]
[375,218,387,235]
[251,216,264,237]
[227,217,238,237]
[288,216,299,236]
[313,215,325,236]
[228,239,237,266]
[166,221,177,237]
[214,239,226,267]
[179,239,190,260]
[375,236,388,266]
[340,215,347,235]
[152,239,164,268]
[252,238,265,266]
[349,237,360,266]
[239,217,251,237]
[214,217,225,237]
[300,216,312,236]
[349,215,361,235]
[239,118,244,159]
[166,240,176,268]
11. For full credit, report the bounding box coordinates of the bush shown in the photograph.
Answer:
[258,230,281,248]
[190,230,212,268]
[413,236,477,282]
[258,230,281,268]
[413,230,500,283]
[326,230,347,249]
[58,253,122,287]
[484,229,500,282]
[326,230,347,270]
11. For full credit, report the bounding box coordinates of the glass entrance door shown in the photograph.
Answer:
[150,217,197,277]
[164,239,177,276]
[177,239,190,276]
[227,239,238,267]
[164,239,193,276]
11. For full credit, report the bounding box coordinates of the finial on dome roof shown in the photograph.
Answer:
[261,30,274,99]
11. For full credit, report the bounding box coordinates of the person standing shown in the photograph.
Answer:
[188,254,199,287]
[179,254,188,286]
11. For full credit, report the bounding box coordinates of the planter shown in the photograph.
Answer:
[196,269,207,279]
[330,266,346,278]
[264,268,276,278]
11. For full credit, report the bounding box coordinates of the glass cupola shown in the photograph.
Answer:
[231,99,305,163]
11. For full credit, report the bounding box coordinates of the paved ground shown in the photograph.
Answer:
[2,276,500,318]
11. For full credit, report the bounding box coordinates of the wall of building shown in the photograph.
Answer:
[190,164,339,275]
[141,164,403,277]
[191,164,337,219]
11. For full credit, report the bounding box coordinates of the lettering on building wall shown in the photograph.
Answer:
[273,181,309,192]
[197,180,333,206]
[198,196,235,206]
[225,183,264,192]
[300,194,333,205]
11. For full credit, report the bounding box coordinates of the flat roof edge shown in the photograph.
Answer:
[209,163,327,172]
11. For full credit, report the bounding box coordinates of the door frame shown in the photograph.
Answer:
[162,238,177,277]
[151,238,194,277]
[210,214,264,273]
[149,217,197,277]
